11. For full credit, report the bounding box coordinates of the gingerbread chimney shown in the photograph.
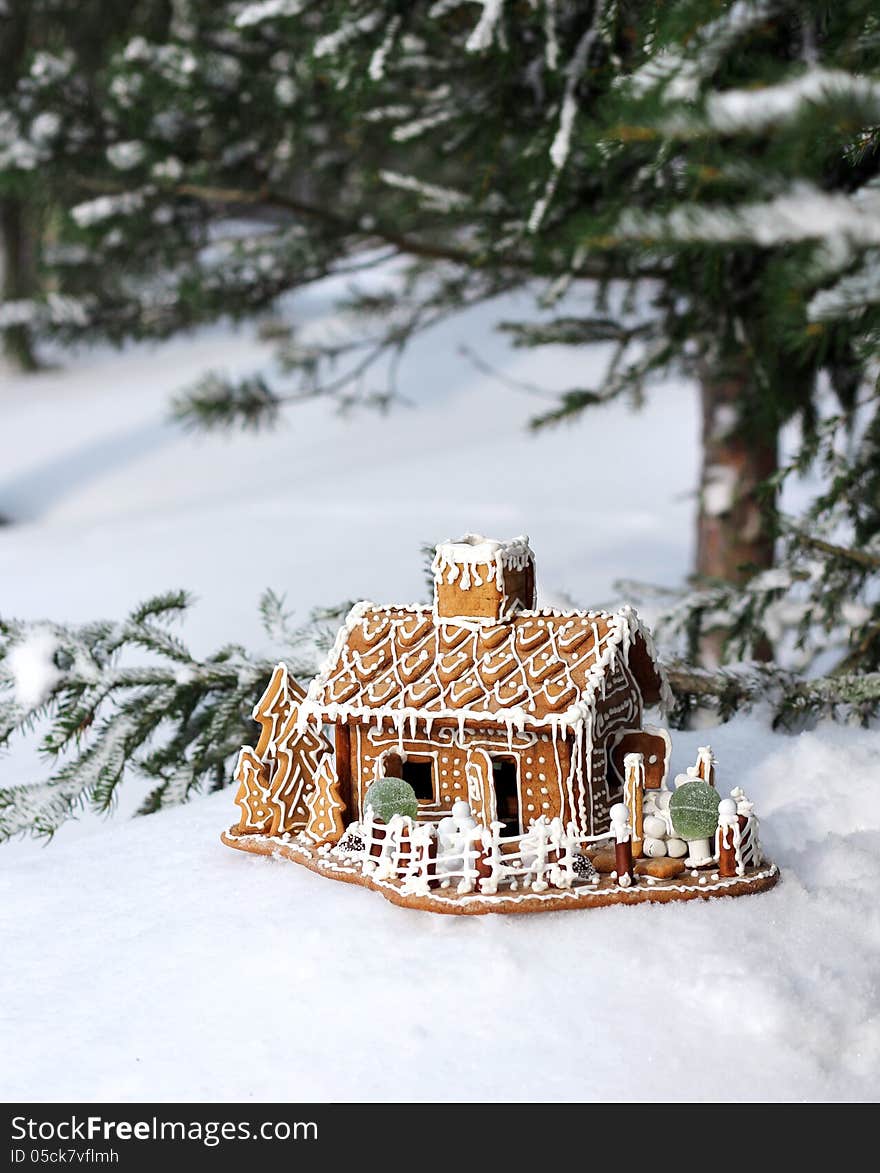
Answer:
[431,534,536,622]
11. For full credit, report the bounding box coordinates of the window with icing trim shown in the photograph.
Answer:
[491,756,520,833]
[400,757,435,803]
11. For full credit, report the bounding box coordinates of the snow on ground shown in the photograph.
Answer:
[1,275,878,1101]
[1,717,879,1102]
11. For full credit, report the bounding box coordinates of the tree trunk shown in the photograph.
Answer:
[0,1,39,371]
[0,196,40,371]
[696,357,778,664]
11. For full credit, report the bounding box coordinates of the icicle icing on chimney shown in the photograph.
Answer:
[431,534,536,621]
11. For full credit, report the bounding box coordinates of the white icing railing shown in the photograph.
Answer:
[478,816,615,894]
[334,788,766,894]
[358,809,420,882]
[337,804,635,897]
[355,809,485,896]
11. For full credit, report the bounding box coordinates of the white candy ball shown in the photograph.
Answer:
[642,836,667,857]
[643,815,667,839]
[673,773,691,789]
[666,838,688,857]
[655,790,672,810]
[451,800,471,819]
[718,799,738,817]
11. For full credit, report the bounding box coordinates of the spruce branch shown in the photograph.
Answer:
[67,176,663,283]
[0,591,338,842]
[666,661,880,728]
[171,374,282,432]
[174,183,491,269]
[171,268,520,425]
[499,317,652,348]
[790,531,880,572]
[4,563,880,843]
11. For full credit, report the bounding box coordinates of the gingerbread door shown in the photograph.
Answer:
[464,748,492,825]
[491,756,521,833]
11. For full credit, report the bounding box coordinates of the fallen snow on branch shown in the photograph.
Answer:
[378,170,468,212]
[71,191,147,228]
[6,632,60,709]
[704,68,880,132]
[620,183,880,247]
[234,0,305,28]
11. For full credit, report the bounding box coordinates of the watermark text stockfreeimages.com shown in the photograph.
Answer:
[10,1116,318,1149]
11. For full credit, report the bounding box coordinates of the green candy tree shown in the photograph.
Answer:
[669,779,721,866]
[363,777,419,824]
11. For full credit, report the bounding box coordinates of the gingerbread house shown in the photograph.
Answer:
[223,535,778,913]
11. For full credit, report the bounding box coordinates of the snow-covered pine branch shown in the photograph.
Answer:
[665,660,880,727]
[809,249,880,320]
[234,1,307,29]
[0,593,339,841]
[695,69,880,134]
[618,183,880,249]
[528,0,610,232]
[465,0,506,54]
[378,170,468,213]
[626,0,780,102]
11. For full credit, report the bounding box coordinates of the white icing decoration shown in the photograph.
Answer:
[295,598,669,840]
[243,539,694,872]
[716,788,763,874]
[244,829,778,909]
[431,533,534,593]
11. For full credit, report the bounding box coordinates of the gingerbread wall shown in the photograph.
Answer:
[434,568,533,621]
[334,651,644,836]
[435,576,504,620]
[344,719,574,832]
[587,657,643,834]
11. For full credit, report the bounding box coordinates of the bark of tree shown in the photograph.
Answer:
[0,1,39,371]
[1,196,40,371]
[696,356,778,664]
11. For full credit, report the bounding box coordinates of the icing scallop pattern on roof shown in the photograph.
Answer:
[301,601,669,733]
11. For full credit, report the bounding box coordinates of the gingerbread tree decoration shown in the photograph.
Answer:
[233,663,329,836]
[253,663,295,758]
[304,755,346,845]
[265,704,329,835]
[232,746,274,833]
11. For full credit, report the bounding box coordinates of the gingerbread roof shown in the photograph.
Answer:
[300,601,669,735]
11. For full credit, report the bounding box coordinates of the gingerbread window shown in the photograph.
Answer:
[401,758,435,804]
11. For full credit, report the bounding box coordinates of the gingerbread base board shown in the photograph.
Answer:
[221,829,780,915]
